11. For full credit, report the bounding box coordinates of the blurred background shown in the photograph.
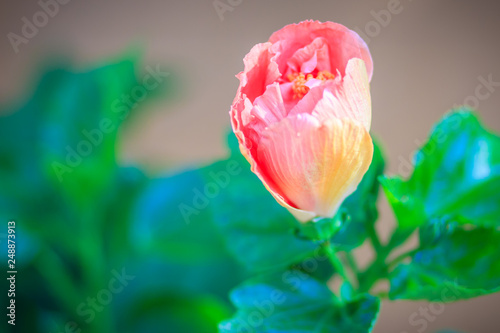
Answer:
[1,0,500,332]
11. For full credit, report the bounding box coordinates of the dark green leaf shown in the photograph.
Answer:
[219,271,380,333]
[389,227,500,301]
[380,109,500,229]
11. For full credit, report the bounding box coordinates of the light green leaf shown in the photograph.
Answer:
[389,227,500,301]
[381,109,500,229]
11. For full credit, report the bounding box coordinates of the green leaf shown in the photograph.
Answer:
[130,167,246,298]
[0,57,144,222]
[380,109,500,229]
[332,138,385,250]
[122,293,232,333]
[389,227,500,301]
[219,271,380,333]
[102,166,148,258]
[37,59,141,208]
[418,216,458,246]
[206,157,320,272]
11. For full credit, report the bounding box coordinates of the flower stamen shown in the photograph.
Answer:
[287,70,335,99]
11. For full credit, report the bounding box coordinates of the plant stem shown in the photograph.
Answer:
[367,223,383,254]
[387,247,421,270]
[345,252,359,276]
[323,242,354,295]
[357,250,389,293]
[357,228,415,294]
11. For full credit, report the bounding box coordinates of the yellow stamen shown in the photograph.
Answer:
[316,70,336,81]
[287,70,335,99]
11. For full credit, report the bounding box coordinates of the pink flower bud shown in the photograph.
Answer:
[230,20,374,222]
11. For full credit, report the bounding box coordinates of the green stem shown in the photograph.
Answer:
[323,242,354,295]
[387,247,421,270]
[345,252,359,276]
[358,228,414,293]
[358,251,389,293]
[367,223,383,254]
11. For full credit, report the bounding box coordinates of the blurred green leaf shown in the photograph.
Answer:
[418,216,458,246]
[37,60,140,208]
[0,57,145,228]
[102,166,148,258]
[219,270,380,333]
[380,109,500,229]
[130,167,246,298]
[122,293,232,333]
[0,57,216,333]
[389,227,500,301]
[206,156,320,272]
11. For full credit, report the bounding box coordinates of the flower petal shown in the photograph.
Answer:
[269,20,373,81]
[235,42,281,104]
[311,58,371,131]
[254,114,373,222]
[286,37,331,74]
[247,83,287,128]
[287,79,339,118]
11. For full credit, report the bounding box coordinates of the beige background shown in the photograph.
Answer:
[1,0,500,332]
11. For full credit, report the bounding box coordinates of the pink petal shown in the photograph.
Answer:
[254,114,373,222]
[231,43,281,156]
[287,79,340,118]
[269,20,373,81]
[240,83,286,150]
[286,37,331,74]
[232,82,289,174]
[310,58,371,130]
[235,42,281,104]
[247,83,287,127]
